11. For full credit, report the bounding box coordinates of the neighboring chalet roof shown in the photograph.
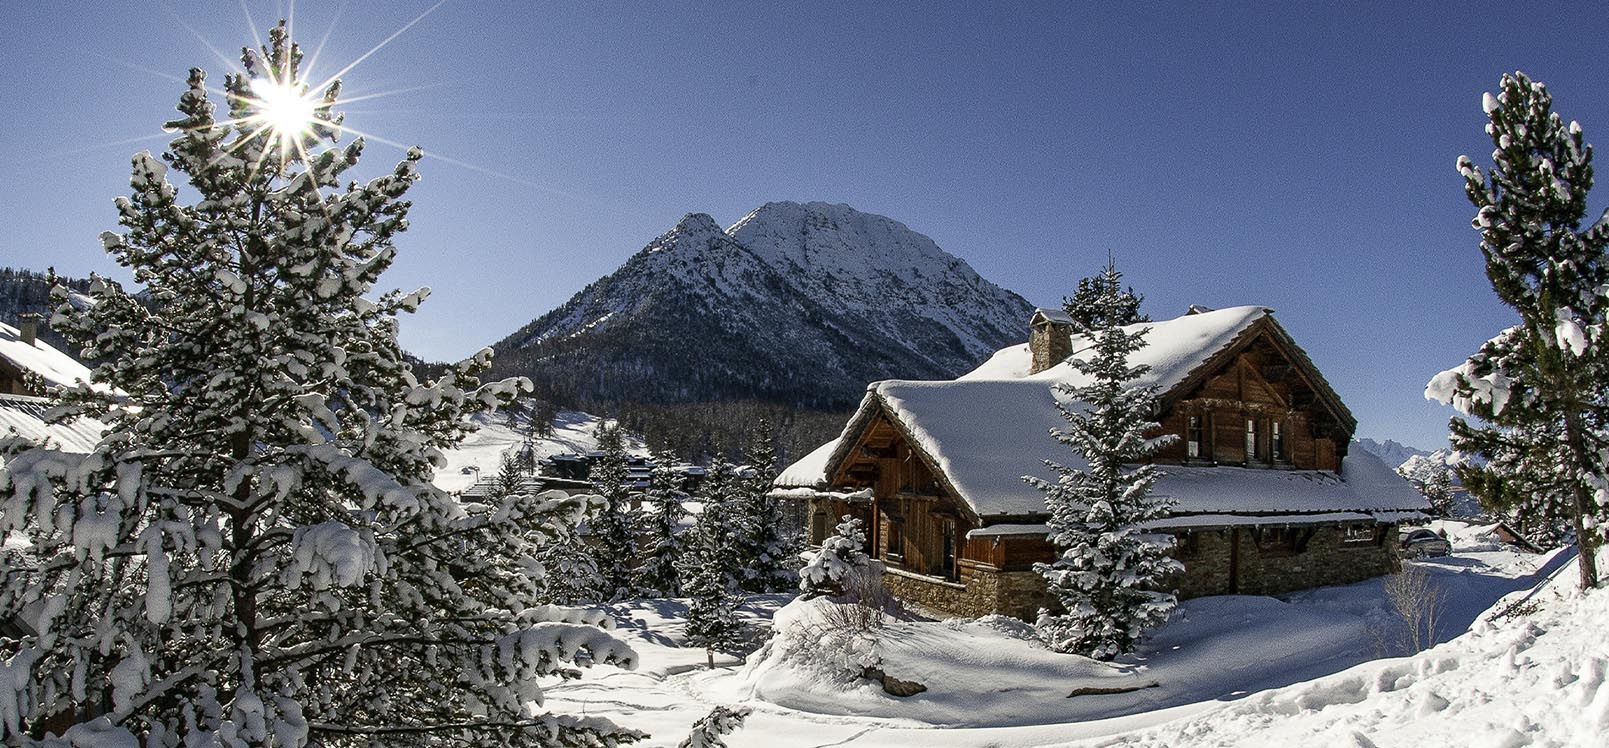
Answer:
[0,394,106,453]
[0,321,93,391]
[775,305,1425,521]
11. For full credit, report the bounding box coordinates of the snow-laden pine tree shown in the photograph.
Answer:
[1062,256,1148,330]
[1455,432,1576,546]
[0,24,641,747]
[680,457,746,668]
[1027,261,1181,660]
[1427,72,1609,588]
[735,419,797,593]
[797,516,870,598]
[1422,469,1455,517]
[589,423,639,600]
[635,447,687,597]
[531,511,606,605]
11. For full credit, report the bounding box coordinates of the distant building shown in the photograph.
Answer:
[774,306,1429,619]
[0,316,88,396]
[0,316,105,453]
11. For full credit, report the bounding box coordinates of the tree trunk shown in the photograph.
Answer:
[706,648,715,670]
[1564,411,1600,589]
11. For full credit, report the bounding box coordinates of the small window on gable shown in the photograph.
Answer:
[1272,421,1285,462]
[1187,415,1203,458]
[1245,418,1259,462]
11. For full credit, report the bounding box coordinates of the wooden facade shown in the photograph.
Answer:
[1149,325,1350,471]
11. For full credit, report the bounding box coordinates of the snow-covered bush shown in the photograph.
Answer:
[677,705,751,748]
[0,23,640,747]
[738,597,884,694]
[798,515,871,598]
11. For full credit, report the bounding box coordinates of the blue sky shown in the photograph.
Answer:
[2,2,1607,450]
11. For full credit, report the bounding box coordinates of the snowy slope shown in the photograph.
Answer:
[536,545,1573,746]
[727,201,1031,371]
[1067,548,1607,748]
[488,202,1035,407]
[431,409,643,493]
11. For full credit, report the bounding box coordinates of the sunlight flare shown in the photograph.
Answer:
[249,76,319,142]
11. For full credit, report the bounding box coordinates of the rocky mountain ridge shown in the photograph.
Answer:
[489,201,1036,409]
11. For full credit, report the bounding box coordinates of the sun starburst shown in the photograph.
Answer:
[248,76,320,143]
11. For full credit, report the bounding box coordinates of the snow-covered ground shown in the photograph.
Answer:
[431,409,642,493]
[536,543,1592,747]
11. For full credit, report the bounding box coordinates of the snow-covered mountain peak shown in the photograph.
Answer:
[671,211,724,237]
[490,201,1035,408]
[727,200,955,276]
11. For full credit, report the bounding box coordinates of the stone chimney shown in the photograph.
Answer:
[18,313,40,347]
[1028,308,1074,374]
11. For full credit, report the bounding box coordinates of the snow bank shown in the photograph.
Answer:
[727,597,1149,726]
[1069,548,1609,748]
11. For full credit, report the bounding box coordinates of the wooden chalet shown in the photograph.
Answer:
[774,305,1429,619]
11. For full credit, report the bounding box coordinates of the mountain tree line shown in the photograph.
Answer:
[0,267,96,354]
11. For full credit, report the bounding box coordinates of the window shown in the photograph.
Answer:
[1272,421,1285,462]
[1187,415,1203,458]
[939,518,957,578]
[1342,524,1376,545]
[1245,418,1258,462]
[1254,527,1301,556]
[810,512,828,545]
[883,518,903,562]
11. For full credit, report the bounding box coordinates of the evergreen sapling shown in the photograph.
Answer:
[736,419,797,593]
[635,446,688,597]
[681,457,746,668]
[1027,261,1181,660]
[798,515,871,599]
[590,423,639,600]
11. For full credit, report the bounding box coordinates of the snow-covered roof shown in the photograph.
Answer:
[767,486,873,502]
[774,306,1426,520]
[774,438,840,489]
[0,321,93,391]
[1140,511,1376,531]
[0,394,105,453]
[965,523,1050,539]
[962,305,1270,389]
[965,511,1397,539]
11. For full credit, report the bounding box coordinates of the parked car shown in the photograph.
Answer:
[1399,528,1452,558]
